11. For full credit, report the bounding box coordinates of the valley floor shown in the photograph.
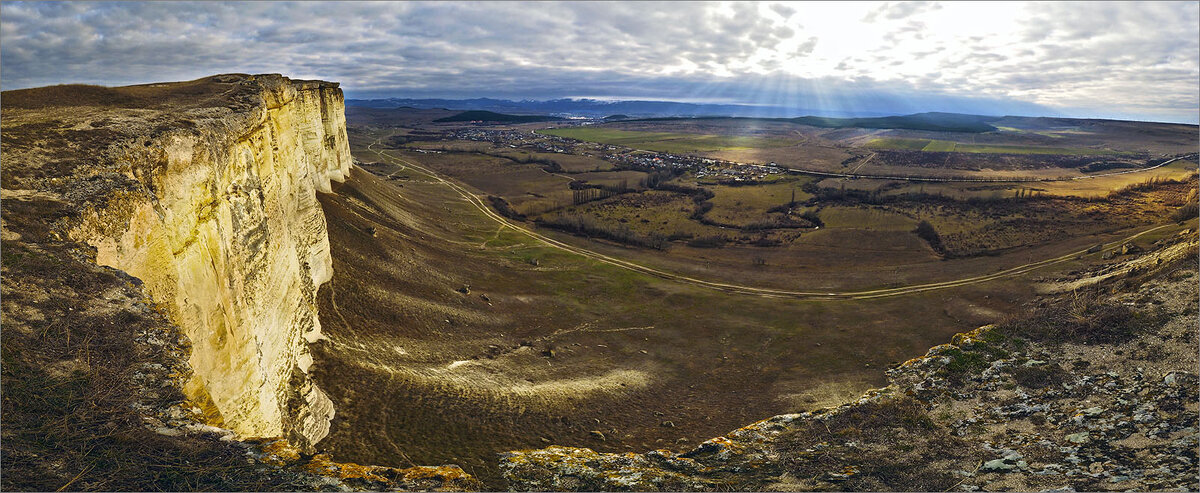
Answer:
[503,232,1200,491]
[307,135,1196,489]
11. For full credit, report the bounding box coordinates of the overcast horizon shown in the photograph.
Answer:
[1,1,1197,123]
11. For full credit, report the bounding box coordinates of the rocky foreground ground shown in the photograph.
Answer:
[502,231,1199,492]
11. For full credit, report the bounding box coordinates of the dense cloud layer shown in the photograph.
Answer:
[1,1,1196,122]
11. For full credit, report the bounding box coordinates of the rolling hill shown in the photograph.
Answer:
[433,110,566,123]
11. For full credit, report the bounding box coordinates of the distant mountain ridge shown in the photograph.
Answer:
[433,110,565,123]
[346,97,892,119]
[350,97,1198,133]
[424,106,1000,132]
[630,112,1002,133]
[792,112,1000,132]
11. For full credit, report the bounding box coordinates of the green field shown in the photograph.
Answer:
[994,126,1099,139]
[921,140,957,152]
[866,137,1123,155]
[539,127,794,153]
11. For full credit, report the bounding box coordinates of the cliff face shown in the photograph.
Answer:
[2,74,348,449]
[65,75,349,448]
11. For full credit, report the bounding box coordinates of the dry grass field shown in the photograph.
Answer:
[816,159,1196,200]
[325,115,1197,488]
[312,159,1044,488]
[539,118,1196,182]
[703,180,813,227]
[865,137,1129,155]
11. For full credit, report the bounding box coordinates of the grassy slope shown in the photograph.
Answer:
[334,125,1194,488]
[315,136,1052,486]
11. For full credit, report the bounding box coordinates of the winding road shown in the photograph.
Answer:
[364,139,1175,300]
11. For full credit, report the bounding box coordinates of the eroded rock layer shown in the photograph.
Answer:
[4,74,349,449]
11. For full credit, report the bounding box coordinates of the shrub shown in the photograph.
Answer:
[536,214,668,250]
[637,169,681,189]
[997,291,1163,345]
[913,220,946,256]
[741,216,813,231]
[686,235,727,248]
[488,195,525,220]
[1171,201,1198,223]
[1170,190,1198,223]
[798,209,823,227]
[688,201,714,220]
[1008,363,1067,389]
[775,396,980,492]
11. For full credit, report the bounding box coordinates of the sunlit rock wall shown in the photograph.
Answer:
[68,75,350,449]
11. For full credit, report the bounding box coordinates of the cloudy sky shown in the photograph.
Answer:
[2,1,1197,122]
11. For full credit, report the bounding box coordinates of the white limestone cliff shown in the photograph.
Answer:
[67,74,350,449]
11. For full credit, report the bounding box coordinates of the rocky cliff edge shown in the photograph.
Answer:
[1,74,478,490]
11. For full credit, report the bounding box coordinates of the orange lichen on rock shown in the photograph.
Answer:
[303,453,480,490]
[303,454,390,482]
[244,438,480,490]
[249,438,304,467]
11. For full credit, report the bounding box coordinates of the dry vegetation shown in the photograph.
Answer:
[2,77,239,111]
[357,112,1197,298]
[997,285,1168,346]
[309,147,1045,487]
[378,118,1195,272]
[776,396,983,491]
[1,205,316,492]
